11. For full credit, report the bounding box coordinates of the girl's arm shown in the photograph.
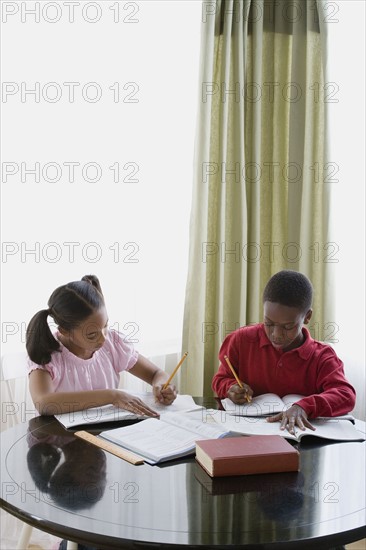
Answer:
[129,354,177,405]
[29,369,159,417]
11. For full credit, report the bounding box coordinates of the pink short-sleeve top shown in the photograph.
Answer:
[26,329,138,392]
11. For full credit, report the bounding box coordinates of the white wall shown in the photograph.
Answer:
[326,0,365,419]
[1,0,202,356]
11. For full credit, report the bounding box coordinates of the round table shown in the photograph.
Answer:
[1,414,365,549]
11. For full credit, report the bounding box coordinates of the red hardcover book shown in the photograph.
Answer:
[195,435,300,477]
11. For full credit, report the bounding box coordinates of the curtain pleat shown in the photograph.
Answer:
[182,0,332,397]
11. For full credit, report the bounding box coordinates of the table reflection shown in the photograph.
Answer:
[27,438,107,511]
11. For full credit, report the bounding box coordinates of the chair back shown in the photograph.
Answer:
[1,351,36,430]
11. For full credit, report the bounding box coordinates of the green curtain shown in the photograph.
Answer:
[181,0,333,397]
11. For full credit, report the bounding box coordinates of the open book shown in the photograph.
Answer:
[221,393,306,417]
[55,393,203,429]
[206,410,365,443]
[99,411,232,464]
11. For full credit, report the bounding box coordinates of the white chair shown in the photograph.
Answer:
[0,352,78,550]
[1,351,34,430]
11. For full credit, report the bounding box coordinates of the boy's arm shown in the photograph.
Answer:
[293,354,356,418]
[212,361,236,398]
[212,332,252,401]
[212,333,239,397]
[268,363,355,433]
[267,352,356,434]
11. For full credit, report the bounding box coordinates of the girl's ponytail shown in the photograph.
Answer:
[26,309,60,365]
[81,274,104,297]
[26,274,105,365]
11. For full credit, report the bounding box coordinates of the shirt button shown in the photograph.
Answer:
[278,362,282,367]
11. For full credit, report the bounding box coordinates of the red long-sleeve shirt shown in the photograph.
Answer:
[212,324,356,418]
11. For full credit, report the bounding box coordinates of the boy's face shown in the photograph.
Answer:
[263,301,312,352]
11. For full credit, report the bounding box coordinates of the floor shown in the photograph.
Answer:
[347,542,366,550]
[1,509,61,549]
[1,509,365,549]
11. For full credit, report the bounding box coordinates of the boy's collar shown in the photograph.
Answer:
[260,324,314,359]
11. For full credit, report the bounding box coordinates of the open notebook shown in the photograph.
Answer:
[206,409,365,443]
[99,411,231,464]
[99,409,364,465]
[221,393,306,417]
[55,393,203,429]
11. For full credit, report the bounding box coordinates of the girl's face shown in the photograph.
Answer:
[263,301,312,353]
[59,306,109,359]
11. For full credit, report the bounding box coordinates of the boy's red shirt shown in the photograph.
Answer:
[212,323,356,418]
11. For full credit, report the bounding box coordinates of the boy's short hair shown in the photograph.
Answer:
[263,270,313,313]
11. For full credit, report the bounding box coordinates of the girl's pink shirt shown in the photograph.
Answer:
[26,329,138,392]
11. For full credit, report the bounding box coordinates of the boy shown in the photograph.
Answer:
[212,270,356,434]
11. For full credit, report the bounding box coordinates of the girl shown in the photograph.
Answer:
[26,275,177,416]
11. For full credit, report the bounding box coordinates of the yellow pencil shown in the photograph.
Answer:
[162,352,188,390]
[224,355,251,402]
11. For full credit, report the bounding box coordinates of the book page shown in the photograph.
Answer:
[100,419,197,463]
[297,418,365,442]
[221,393,286,416]
[281,394,306,408]
[317,414,355,424]
[130,392,204,415]
[55,405,138,429]
[100,413,229,464]
[55,393,202,428]
[161,412,230,439]
[209,411,365,442]
[209,413,297,441]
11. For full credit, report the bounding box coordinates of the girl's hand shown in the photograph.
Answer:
[266,404,316,435]
[153,383,177,405]
[112,390,159,417]
[227,383,253,404]
[128,355,177,406]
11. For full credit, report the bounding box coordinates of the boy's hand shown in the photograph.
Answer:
[227,383,253,404]
[153,384,177,405]
[267,404,316,435]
